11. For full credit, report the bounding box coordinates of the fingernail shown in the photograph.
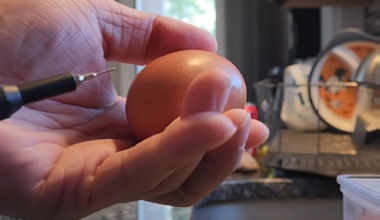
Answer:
[231,110,251,150]
[262,125,270,140]
[239,144,246,151]
[213,69,232,112]
[236,111,251,129]
[246,121,270,149]
[181,69,232,117]
[209,114,238,144]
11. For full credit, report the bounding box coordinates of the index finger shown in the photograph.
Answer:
[98,0,217,65]
[89,112,236,209]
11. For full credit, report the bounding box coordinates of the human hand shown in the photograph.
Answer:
[0,0,269,219]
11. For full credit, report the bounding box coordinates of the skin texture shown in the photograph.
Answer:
[127,50,248,140]
[0,0,270,220]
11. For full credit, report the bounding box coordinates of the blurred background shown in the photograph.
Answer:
[93,0,380,220]
[111,0,376,102]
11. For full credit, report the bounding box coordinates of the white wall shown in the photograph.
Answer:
[112,2,367,97]
[110,0,225,96]
[216,0,227,57]
[109,0,137,98]
[320,6,365,49]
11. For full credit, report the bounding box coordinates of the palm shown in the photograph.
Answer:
[0,0,132,218]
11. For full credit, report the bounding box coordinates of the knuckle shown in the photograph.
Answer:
[120,150,160,191]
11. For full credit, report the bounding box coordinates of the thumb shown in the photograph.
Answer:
[97,0,217,65]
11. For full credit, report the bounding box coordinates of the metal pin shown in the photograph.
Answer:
[83,67,117,80]
[75,67,117,85]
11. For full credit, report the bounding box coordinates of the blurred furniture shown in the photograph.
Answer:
[270,0,379,8]
[193,199,342,220]
[224,0,289,102]
[192,172,343,220]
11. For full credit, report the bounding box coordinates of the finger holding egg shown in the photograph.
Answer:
[138,69,236,198]
[133,68,251,204]
[124,49,269,206]
[126,50,247,140]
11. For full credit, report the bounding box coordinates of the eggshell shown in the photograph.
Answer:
[126,50,247,140]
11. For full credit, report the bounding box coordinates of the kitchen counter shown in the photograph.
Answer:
[81,169,342,220]
[0,170,341,220]
[83,203,138,220]
[197,171,341,207]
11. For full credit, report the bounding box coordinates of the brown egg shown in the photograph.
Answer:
[126,50,247,140]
